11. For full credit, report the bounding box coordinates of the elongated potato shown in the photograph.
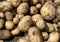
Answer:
[0,12,4,18]
[28,27,43,42]
[40,1,56,20]
[47,32,59,42]
[0,30,11,39]
[18,15,32,32]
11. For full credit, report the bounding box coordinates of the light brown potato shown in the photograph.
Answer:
[6,0,21,7]
[40,1,56,20]
[11,28,20,35]
[22,0,29,2]
[47,32,59,42]
[0,30,11,39]
[42,32,49,40]
[13,17,19,24]
[39,0,45,4]
[30,6,38,15]
[18,15,32,32]
[36,4,41,9]
[17,3,29,14]
[0,12,4,18]
[0,40,4,42]
[0,19,4,29]
[28,27,43,42]
[5,21,14,30]
[5,12,13,21]
[46,22,55,32]
[0,1,12,12]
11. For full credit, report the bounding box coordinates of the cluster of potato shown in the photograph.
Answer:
[0,0,60,42]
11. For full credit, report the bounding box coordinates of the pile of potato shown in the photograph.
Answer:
[0,0,60,42]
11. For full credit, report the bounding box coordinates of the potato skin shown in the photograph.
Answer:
[0,30,11,39]
[40,1,56,20]
[17,3,29,14]
[28,27,43,42]
[47,32,59,42]
[18,15,32,32]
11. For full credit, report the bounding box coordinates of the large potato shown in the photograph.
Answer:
[28,27,43,42]
[40,1,56,20]
[47,32,59,42]
[18,15,32,32]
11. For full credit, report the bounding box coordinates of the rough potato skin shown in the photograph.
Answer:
[5,21,14,30]
[47,32,59,42]
[0,19,4,29]
[5,12,13,21]
[40,1,56,20]
[18,15,32,32]
[30,6,38,15]
[6,0,21,7]
[28,27,43,42]
[0,30,11,39]
[46,22,55,32]
[17,3,29,14]
[0,1,12,12]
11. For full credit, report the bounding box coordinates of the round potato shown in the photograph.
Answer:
[36,4,41,9]
[40,1,56,20]
[0,12,4,18]
[18,15,32,32]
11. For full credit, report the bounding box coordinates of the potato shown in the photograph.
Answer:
[0,40,4,42]
[0,30,11,39]
[13,17,19,24]
[5,21,14,30]
[17,3,29,14]
[22,0,29,2]
[0,12,4,18]
[11,28,20,35]
[42,32,49,40]
[46,22,55,32]
[40,1,56,20]
[54,0,60,6]
[5,12,13,21]
[6,0,21,7]
[47,32,59,42]
[53,18,59,23]
[36,4,41,9]
[30,0,39,5]
[28,27,43,42]
[18,15,32,32]
[30,6,38,15]
[0,1,12,12]
[0,19,4,29]
[39,0,45,4]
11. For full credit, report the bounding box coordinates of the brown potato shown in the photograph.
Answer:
[47,32,59,42]
[0,12,4,18]
[30,6,38,15]
[18,15,32,32]
[17,3,29,14]
[28,27,43,42]
[40,1,56,20]
[0,30,11,39]
[0,40,4,42]
[5,21,14,30]
[36,4,41,9]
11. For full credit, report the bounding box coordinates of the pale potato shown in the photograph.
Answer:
[0,12,4,18]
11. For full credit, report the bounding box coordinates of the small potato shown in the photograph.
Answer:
[11,28,20,35]
[5,21,14,30]
[40,1,56,20]
[0,40,4,42]
[36,4,41,9]
[28,27,43,42]
[6,0,21,7]
[0,12,4,18]
[22,0,29,2]
[13,17,19,24]
[30,0,39,5]
[5,12,13,21]
[0,19,4,29]
[0,1,12,12]
[0,30,11,39]
[17,3,29,14]
[18,15,32,32]
[30,6,38,15]
[42,32,49,40]
[46,22,55,32]
[47,32,59,42]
